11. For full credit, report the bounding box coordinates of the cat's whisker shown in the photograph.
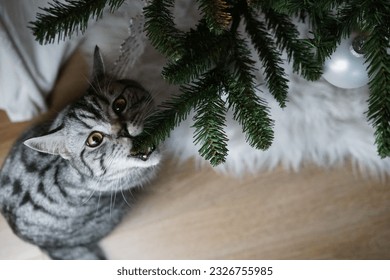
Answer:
[81,189,97,205]
[133,112,142,127]
[142,104,159,121]
[96,80,104,96]
[110,189,114,218]
[86,78,100,96]
[96,191,102,215]
[113,185,118,210]
[121,189,133,209]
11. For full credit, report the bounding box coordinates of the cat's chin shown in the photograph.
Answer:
[130,151,161,168]
[127,146,161,168]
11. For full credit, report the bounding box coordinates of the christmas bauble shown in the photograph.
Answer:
[323,35,369,89]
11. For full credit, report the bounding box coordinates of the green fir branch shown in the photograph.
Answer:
[30,0,390,163]
[31,0,125,44]
[161,21,229,84]
[362,5,390,157]
[144,0,184,60]
[197,0,232,34]
[134,69,230,165]
[132,89,203,153]
[261,7,323,80]
[192,72,229,166]
[243,8,289,108]
[226,35,274,150]
[366,33,390,157]
[266,0,344,18]
[264,0,343,64]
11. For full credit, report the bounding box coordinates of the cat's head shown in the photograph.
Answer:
[24,47,161,185]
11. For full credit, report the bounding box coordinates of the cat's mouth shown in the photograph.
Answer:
[129,145,156,161]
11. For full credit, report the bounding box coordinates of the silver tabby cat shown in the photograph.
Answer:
[0,47,161,259]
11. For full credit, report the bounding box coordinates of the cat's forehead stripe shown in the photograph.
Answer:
[117,79,145,91]
[67,110,94,130]
[75,98,107,122]
[93,93,110,105]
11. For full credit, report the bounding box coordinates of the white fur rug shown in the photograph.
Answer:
[81,1,390,177]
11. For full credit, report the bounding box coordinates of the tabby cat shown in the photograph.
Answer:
[0,47,161,259]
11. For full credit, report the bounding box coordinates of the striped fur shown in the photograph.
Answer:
[0,47,161,259]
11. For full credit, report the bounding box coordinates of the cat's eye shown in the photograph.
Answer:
[112,97,127,114]
[86,131,104,148]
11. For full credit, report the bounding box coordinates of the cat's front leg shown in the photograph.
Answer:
[41,243,106,260]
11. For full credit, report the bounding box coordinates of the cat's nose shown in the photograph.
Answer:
[117,124,132,139]
[126,123,143,136]
[117,123,143,138]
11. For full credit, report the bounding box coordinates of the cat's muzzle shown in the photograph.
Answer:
[129,145,156,161]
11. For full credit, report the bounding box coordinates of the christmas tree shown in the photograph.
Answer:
[31,0,390,166]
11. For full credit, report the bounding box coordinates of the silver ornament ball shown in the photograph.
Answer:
[323,34,369,89]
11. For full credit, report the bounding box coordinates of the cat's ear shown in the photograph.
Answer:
[23,127,70,159]
[92,45,105,83]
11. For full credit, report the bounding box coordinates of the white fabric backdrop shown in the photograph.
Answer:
[0,0,81,121]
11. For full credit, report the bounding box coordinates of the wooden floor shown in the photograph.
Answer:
[0,51,390,260]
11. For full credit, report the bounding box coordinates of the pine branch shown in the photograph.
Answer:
[226,35,274,150]
[192,71,229,166]
[30,0,390,164]
[197,0,232,34]
[263,0,343,64]
[161,21,229,84]
[243,8,289,108]
[361,2,390,157]
[266,0,345,17]
[144,0,184,60]
[261,7,323,80]
[134,69,230,166]
[31,0,125,44]
[132,90,202,153]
